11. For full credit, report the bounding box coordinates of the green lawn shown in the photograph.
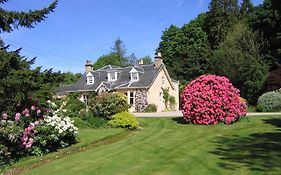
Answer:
[10,116,281,174]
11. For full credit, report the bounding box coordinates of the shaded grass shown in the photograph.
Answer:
[6,116,281,175]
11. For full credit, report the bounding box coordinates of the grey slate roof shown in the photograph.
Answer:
[56,64,162,94]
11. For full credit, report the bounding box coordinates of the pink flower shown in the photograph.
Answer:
[2,113,8,120]
[31,106,36,111]
[36,109,41,114]
[15,112,21,121]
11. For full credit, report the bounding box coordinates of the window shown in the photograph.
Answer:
[129,67,139,81]
[131,72,139,81]
[108,72,117,81]
[162,76,165,85]
[86,72,94,85]
[130,92,134,105]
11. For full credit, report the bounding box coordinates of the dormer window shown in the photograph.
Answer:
[130,67,139,81]
[86,72,94,85]
[108,72,117,81]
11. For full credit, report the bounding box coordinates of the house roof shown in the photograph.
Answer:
[56,63,175,94]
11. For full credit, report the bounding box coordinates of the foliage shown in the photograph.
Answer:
[84,113,108,128]
[89,92,130,120]
[249,0,281,67]
[134,90,148,112]
[144,104,157,112]
[0,98,77,165]
[158,13,211,81]
[0,0,58,33]
[205,0,240,47]
[210,22,268,104]
[169,96,176,110]
[93,53,122,70]
[72,117,88,128]
[60,72,82,85]
[257,90,281,112]
[181,75,247,125]
[163,89,169,108]
[139,55,153,65]
[62,93,86,118]
[265,64,281,91]
[127,53,138,66]
[108,112,138,129]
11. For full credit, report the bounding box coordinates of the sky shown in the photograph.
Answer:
[1,0,263,73]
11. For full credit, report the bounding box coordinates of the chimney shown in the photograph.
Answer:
[154,52,163,68]
[85,60,93,73]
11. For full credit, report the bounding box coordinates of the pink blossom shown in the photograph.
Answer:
[31,106,36,111]
[15,112,21,121]
[36,109,41,114]
[180,75,247,125]
[2,113,8,120]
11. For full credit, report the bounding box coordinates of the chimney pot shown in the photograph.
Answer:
[154,52,163,68]
[85,60,93,73]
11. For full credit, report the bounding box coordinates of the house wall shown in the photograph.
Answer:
[147,69,179,112]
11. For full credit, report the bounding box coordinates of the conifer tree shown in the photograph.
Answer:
[0,0,58,33]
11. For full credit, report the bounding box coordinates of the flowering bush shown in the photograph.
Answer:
[180,75,247,125]
[0,98,78,165]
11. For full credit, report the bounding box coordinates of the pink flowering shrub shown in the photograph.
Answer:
[180,75,247,125]
[0,98,77,165]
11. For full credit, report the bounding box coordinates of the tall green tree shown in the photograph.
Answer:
[210,22,268,104]
[249,0,281,67]
[158,13,211,81]
[128,53,138,66]
[206,0,240,48]
[0,1,58,112]
[111,37,128,66]
[0,0,58,33]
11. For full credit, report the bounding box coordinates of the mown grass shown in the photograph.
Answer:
[5,116,281,175]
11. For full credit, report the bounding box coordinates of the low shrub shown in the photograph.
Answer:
[181,75,247,125]
[108,112,139,129]
[257,91,281,112]
[63,93,86,118]
[89,92,130,119]
[72,117,88,128]
[85,114,108,128]
[144,104,157,112]
[169,96,176,110]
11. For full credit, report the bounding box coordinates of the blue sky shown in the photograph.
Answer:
[1,0,263,73]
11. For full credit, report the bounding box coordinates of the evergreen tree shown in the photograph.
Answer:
[139,55,153,65]
[111,37,128,66]
[206,0,239,48]
[128,53,138,66]
[0,0,58,33]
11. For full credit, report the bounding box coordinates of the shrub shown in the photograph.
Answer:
[169,96,176,110]
[85,113,108,128]
[0,98,78,165]
[180,75,247,125]
[63,93,86,118]
[144,104,157,112]
[108,112,138,129]
[71,117,88,128]
[257,91,281,112]
[89,92,130,119]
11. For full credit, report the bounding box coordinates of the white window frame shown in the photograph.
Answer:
[108,72,117,81]
[130,72,139,81]
[86,72,94,85]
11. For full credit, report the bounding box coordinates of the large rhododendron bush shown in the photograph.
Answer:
[180,75,247,125]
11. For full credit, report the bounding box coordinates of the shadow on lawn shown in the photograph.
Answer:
[210,118,281,173]
[172,117,188,124]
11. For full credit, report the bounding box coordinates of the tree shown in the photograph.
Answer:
[158,13,211,81]
[206,0,240,48]
[111,37,128,66]
[139,55,153,65]
[93,53,122,70]
[0,1,58,112]
[249,0,281,68]
[210,22,269,104]
[0,0,58,33]
[128,53,138,66]
[241,0,254,16]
